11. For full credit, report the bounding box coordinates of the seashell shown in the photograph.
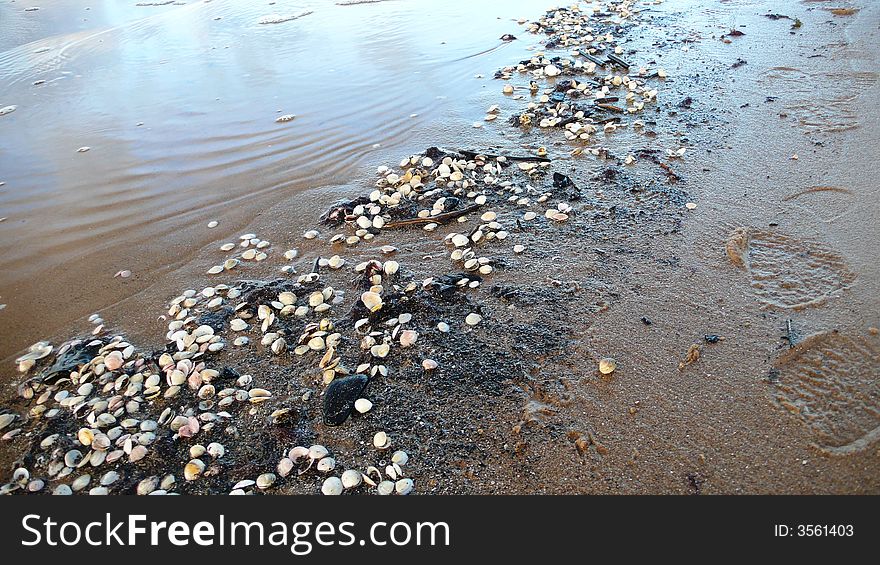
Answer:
[316,457,336,473]
[277,457,295,477]
[289,446,309,463]
[465,313,483,326]
[184,459,205,481]
[321,476,343,496]
[399,330,418,347]
[391,450,409,466]
[308,445,329,460]
[104,351,124,371]
[100,471,119,486]
[71,474,91,491]
[129,445,148,462]
[271,338,287,355]
[78,428,95,446]
[65,449,83,467]
[383,261,400,275]
[422,359,438,370]
[451,234,469,247]
[275,114,295,123]
[598,357,617,375]
[354,398,372,414]
[207,442,225,458]
[13,467,30,483]
[190,444,207,458]
[361,291,383,312]
[137,476,159,495]
[373,431,389,449]
[257,473,276,489]
[370,343,390,358]
[248,388,272,400]
[377,480,395,495]
[341,469,362,489]
[53,484,73,495]
[395,478,414,495]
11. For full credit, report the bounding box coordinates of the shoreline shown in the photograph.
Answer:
[1,0,879,495]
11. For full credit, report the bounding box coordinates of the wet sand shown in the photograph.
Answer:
[0,0,878,494]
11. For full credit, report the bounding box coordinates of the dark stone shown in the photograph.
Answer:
[39,342,100,384]
[704,334,721,344]
[552,172,575,189]
[323,374,369,426]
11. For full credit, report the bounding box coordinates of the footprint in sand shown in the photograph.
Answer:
[725,228,856,310]
[771,331,880,455]
[783,186,855,224]
[760,67,878,135]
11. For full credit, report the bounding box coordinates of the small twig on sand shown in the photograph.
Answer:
[456,149,552,163]
[384,205,481,229]
[606,53,630,69]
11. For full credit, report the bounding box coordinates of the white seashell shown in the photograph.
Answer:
[422,359,438,370]
[354,398,372,414]
[361,291,383,312]
[288,446,309,463]
[377,480,395,495]
[137,476,159,495]
[465,313,483,326]
[399,330,418,347]
[321,476,343,495]
[395,478,414,495]
[207,442,225,458]
[370,343,390,358]
[309,445,329,460]
[373,431,389,449]
[451,234,469,247]
[341,469,362,489]
[316,457,336,472]
[71,475,91,491]
[277,457,294,477]
[256,473,276,489]
[391,450,409,466]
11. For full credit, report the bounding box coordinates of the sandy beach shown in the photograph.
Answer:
[0,0,877,495]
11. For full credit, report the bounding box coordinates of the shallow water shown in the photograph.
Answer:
[0,0,546,360]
